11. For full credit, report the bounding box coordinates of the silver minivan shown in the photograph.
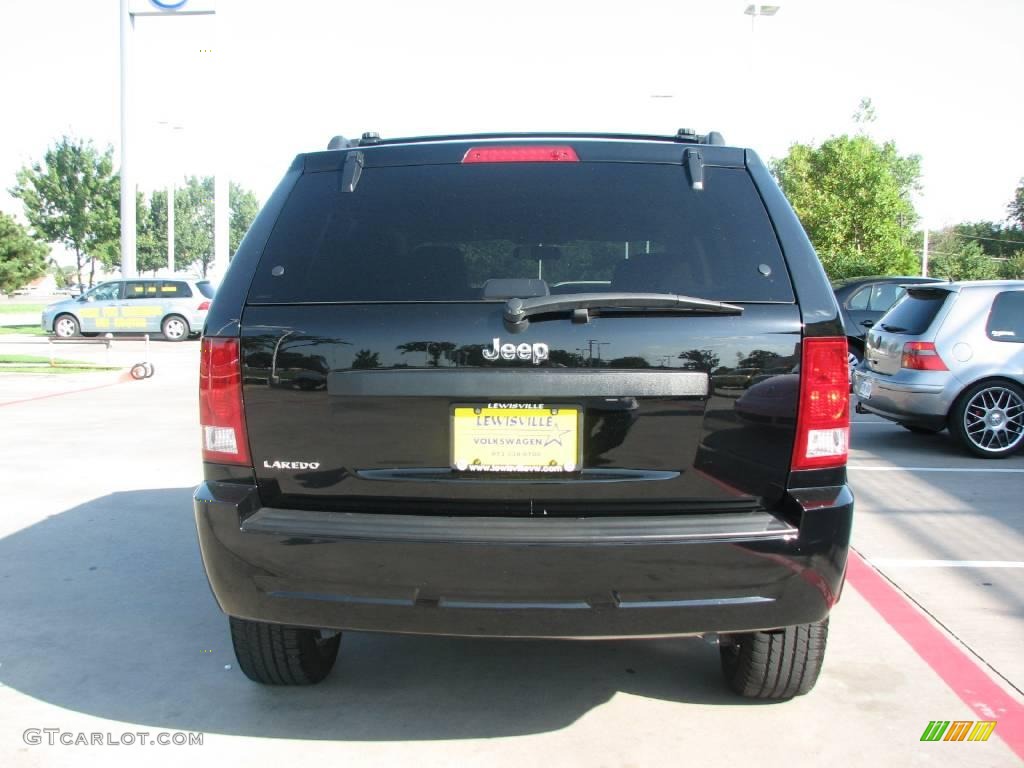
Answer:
[852,280,1024,457]
[41,278,214,341]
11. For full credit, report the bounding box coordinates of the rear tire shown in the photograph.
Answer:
[229,617,341,685]
[720,619,828,700]
[950,380,1024,458]
[161,314,189,342]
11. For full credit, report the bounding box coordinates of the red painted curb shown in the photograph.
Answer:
[846,551,1024,759]
[0,369,135,408]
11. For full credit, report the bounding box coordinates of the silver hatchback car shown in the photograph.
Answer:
[852,280,1024,458]
[42,278,214,342]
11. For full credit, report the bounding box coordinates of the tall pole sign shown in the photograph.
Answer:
[119,0,135,279]
[119,0,216,279]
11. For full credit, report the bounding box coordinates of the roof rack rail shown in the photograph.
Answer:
[325,130,727,150]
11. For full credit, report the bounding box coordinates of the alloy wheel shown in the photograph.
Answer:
[163,318,187,340]
[55,316,77,338]
[962,386,1024,454]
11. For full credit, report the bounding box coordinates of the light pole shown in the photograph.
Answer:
[119,0,216,279]
[744,5,780,129]
[156,121,184,274]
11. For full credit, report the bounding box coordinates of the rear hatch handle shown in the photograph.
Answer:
[504,292,743,327]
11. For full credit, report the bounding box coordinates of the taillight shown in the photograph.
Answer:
[462,146,579,163]
[197,300,211,311]
[791,337,849,471]
[901,341,948,371]
[199,337,250,465]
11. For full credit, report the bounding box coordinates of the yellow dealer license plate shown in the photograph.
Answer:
[451,405,581,473]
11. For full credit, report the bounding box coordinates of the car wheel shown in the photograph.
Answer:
[229,616,341,685]
[901,424,942,435]
[950,380,1024,458]
[161,315,189,342]
[719,618,828,700]
[53,314,80,338]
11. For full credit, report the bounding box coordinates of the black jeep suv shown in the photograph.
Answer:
[194,131,853,699]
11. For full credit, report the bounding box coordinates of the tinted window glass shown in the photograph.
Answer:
[248,163,793,303]
[196,281,215,299]
[160,281,192,298]
[879,290,949,334]
[847,287,869,310]
[124,281,159,299]
[987,291,1024,343]
[870,283,904,311]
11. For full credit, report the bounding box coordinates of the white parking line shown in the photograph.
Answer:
[848,466,1024,473]
[867,559,1024,568]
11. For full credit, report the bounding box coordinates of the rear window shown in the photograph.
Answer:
[987,290,1024,342]
[195,281,215,299]
[879,289,950,335]
[247,162,793,304]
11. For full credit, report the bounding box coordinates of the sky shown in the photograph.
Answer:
[1,0,1022,238]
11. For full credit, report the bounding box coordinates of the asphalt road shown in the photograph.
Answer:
[0,337,1020,767]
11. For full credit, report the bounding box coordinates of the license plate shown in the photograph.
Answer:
[857,378,873,399]
[451,405,581,473]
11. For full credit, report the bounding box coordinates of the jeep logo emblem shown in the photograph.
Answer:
[482,337,549,365]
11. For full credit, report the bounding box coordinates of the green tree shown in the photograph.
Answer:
[136,190,167,274]
[175,176,215,275]
[1002,254,1024,279]
[0,212,50,294]
[52,263,77,290]
[230,182,259,257]
[95,190,161,275]
[929,232,999,281]
[10,136,120,289]
[1008,178,1024,230]
[771,130,921,279]
[952,221,1024,260]
[162,177,259,276]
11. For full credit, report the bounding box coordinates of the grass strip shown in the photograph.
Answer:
[0,325,47,336]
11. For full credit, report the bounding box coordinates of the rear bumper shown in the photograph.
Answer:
[852,369,952,428]
[194,482,853,639]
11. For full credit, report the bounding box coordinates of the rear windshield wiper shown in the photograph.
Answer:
[504,292,743,327]
[879,323,908,333]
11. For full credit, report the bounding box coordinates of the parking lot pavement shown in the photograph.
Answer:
[849,412,1024,698]
[0,335,200,406]
[0,363,1020,766]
